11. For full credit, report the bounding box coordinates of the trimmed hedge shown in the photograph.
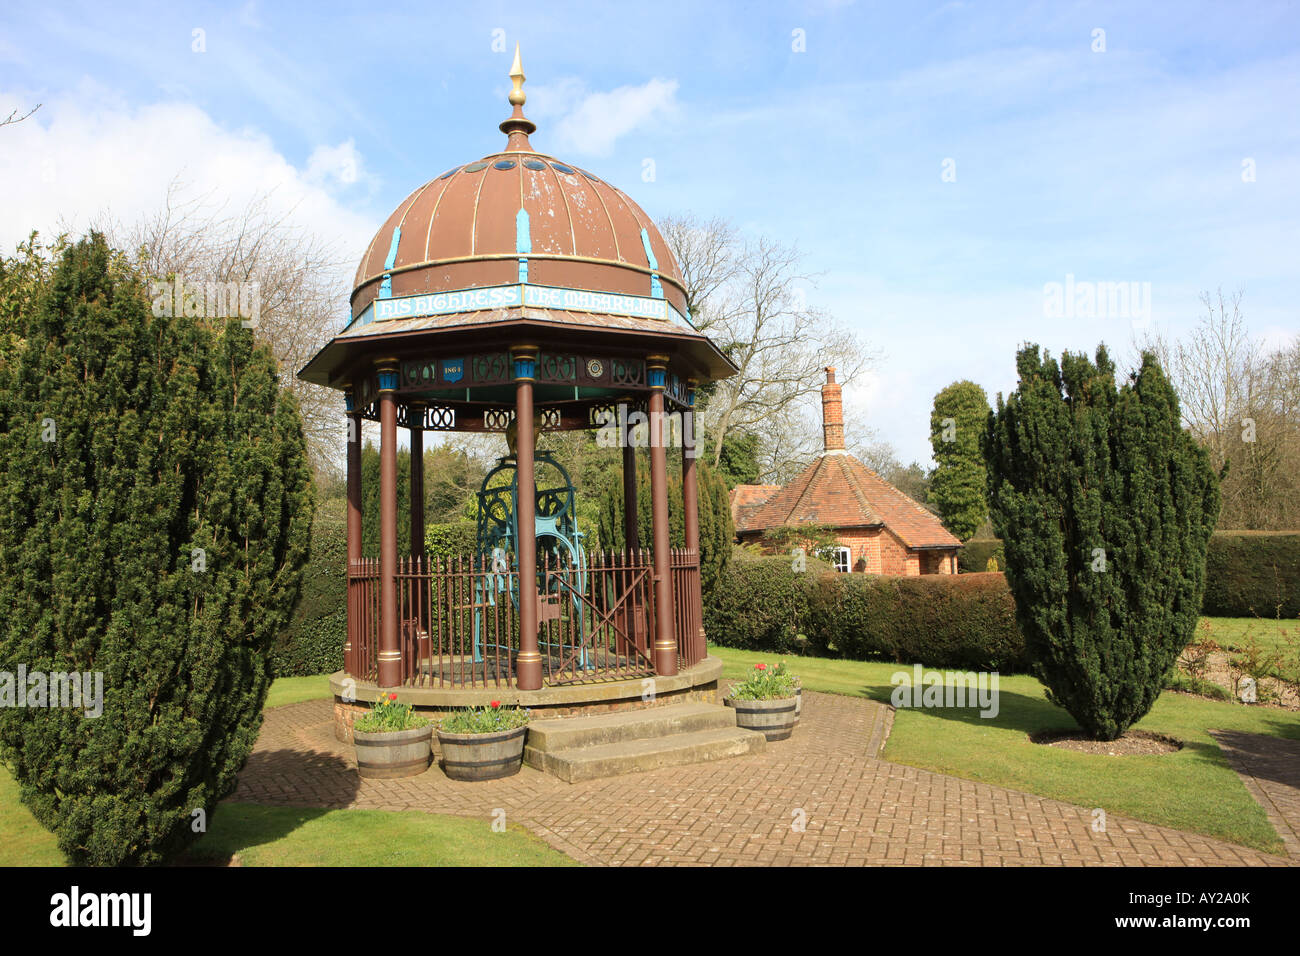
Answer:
[705,556,1029,671]
[809,572,1028,671]
[957,538,1004,573]
[272,499,347,676]
[703,555,831,654]
[967,532,1300,618]
[1203,532,1300,618]
[425,520,478,559]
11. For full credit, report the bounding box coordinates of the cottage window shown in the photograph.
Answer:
[833,546,852,573]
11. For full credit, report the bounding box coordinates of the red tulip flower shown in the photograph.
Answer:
[490,700,501,709]
[389,693,398,701]
[755,663,767,671]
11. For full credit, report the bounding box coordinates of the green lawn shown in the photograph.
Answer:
[1200,615,1299,682]
[0,672,574,867]
[713,640,1300,855]
[183,803,576,866]
[0,764,68,866]
[264,673,335,709]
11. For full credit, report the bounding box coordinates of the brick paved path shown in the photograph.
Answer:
[232,690,1294,866]
[1209,730,1300,861]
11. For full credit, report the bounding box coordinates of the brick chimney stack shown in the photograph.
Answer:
[821,366,845,453]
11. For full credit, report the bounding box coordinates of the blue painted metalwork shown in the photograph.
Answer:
[647,366,666,389]
[472,452,590,667]
[640,227,663,299]
[516,208,531,283]
[379,226,401,299]
[513,354,536,380]
[377,369,399,391]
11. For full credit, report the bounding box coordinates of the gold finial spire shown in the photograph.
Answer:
[508,43,526,107]
[499,41,536,150]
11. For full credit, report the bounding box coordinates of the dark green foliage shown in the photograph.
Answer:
[273,501,346,677]
[1202,532,1300,618]
[703,555,829,654]
[425,520,479,559]
[424,443,488,523]
[929,380,990,541]
[716,429,761,487]
[0,234,313,865]
[957,538,1005,574]
[959,532,1300,616]
[596,456,733,600]
[808,573,1028,671]
[983,345,1220,740]
[705,558,1027,670]
[361,443,410,556]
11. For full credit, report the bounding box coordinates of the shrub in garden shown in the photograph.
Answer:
[929,379,991,541]
[597,456,732,601]
[983,346,1220,740]
[707,557,1027,671]
[704,554,828,654]
[1202,532,1300,618]
[0,234,313,864]
[273,499,346,676]
[807,572,1028,671]
[957,537,1004,573]
[425,519,479,559]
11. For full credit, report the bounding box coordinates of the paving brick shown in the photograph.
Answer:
[230,688,1295,867]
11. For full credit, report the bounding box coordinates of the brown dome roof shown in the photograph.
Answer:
[351,49,687,323]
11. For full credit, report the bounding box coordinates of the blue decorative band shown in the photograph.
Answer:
[344,393,356,412]
[647,367,666,389]
[377,370,399,392]
[513,357,536,380]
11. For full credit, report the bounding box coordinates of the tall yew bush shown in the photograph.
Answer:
[0,234,313,864]
[983,345,1219,740]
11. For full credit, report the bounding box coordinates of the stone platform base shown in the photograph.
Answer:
[331,656,722,748]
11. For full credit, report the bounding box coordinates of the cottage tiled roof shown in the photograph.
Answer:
[740,453,960,549]
[729,484,782,532]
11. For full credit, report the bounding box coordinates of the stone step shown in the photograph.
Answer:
[524,725,767,783]
[525,701,737,752]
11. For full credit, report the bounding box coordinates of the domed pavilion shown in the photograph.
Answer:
[299,50,736,727]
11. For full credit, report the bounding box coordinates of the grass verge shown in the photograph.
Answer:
[713,642,1300,855]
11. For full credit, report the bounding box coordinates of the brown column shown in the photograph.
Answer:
[512,346,543,691]
[345,390,362,676]
[648,356,677,676]
[681,385,705,657]
[622,439,638,550]
[376,359,401,688]
[408,402,425,557]
[681,391,700,556]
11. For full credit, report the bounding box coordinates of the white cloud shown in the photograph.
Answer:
[0,84,375,293]
[531,77,680,157]
[305,138,367,188]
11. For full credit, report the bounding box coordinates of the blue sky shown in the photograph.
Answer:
[2,0,1297,465]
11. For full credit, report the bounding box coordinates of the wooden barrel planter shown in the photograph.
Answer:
[726,696,799,741]
[354,725,433,779]
[438,725,528,781]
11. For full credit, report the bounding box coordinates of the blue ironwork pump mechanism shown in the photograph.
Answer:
[472,416,589,665]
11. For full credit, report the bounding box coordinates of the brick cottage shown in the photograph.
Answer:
[730,368,960,575]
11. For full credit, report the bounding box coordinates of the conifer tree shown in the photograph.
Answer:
[0,234,313,864]
[597,456,732,601]
[929,379,990,541]
[983,345,1219,740]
